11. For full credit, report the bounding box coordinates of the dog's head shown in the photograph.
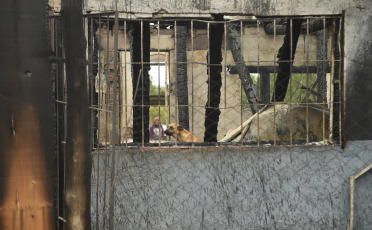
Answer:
[164,123,184,137]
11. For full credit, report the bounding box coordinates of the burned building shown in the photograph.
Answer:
[1,0,372,229]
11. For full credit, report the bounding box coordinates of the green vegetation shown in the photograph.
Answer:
[149,79,167,125]
[242,73,318,108]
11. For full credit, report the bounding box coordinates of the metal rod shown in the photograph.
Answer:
[207,22,211,108]
[141,20,145,146]
[96,14,102,230]
[257,20,260,146]
[124,20,128,147]
[338,17,343,145]
[306,18,310,144]
[224,22,227,109]
[158,20,161,146]
[90,17,94,150]
[191,20,194,146]
[273,19,277,146]
[108,9,119,230]
[240,20,244,146]
[322,17,326,143]
[174,20,178,146]
[103,13,110,228]
[289,19,293,146]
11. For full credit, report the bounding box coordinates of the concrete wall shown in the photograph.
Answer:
[344,7,372,140]
[91,140,372,229]
[48,0,369,17]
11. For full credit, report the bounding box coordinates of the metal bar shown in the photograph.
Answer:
[90,17,94,150]
[174,20,178,146]
[191,20,194,146]
[322,17,326,143]
[124,20,128,147]
[273,19,277,146]
[108,9,119,230]
[349,175,355,230]
[349,162,372,230]
[240,20,243,146]
[157,20,161,146]
[207,22,211,108]
[289,19,293,146]
[306,18,310,144]
[102,13,110,229]
[141,20,145,146]
[257,20,260,146]
[96,14,102,230]
[224,22,227,109]
[338,17,343,145]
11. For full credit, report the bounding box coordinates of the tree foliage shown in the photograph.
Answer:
[242,73,318,108]
[149,78,167,125]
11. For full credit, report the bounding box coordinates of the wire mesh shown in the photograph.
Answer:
[48,13,372,230]
[75,15,343,148]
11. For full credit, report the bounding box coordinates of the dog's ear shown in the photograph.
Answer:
[177,125,184,131]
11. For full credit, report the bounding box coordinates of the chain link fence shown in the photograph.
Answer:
[51,12,372,229]
[90,141,372,229]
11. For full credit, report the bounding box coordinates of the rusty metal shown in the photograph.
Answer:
[102,14,110,229]
[95,14,102,230]
[240,20,244,145]
[174,20,178,146]
[322,17,326,143]
[191,20,195,147]
[273,19,277,146]
[53,13,344,153]
[108,10,119,230]
[207,22,211,108]
[124,20,129,146]
[349,162,372,230]
[141,20,145,146]
[338,17,343,145]
[224,22,227,109]
[157,20,162,146]
[306,18,310,144]
[257,20,262,146]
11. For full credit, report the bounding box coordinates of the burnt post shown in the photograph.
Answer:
[0,1,56,229]
[272,19,302,102]
[226,22,259,114]
[175,24,190,131]
[130,21,150,143]
[317,29,328,103]
[61,0,92,228]
[204,19,224,142]
[260,71,271,104]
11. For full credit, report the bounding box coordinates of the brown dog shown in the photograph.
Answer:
[164,123,202,143]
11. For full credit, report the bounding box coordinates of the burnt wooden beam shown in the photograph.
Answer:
[272,19,303,102]
[331,19,343,144]
[130,21,150,143]
[317,29,328,103]
[204,17,224,142]
[0,0,56,229]
[61,0,92,228]
[54,16,66,230]
[175,24,190,131]
[226,22,259,114]
[260,71,271,104]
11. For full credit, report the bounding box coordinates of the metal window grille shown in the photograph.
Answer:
[50,13,350,230]
[52,14,344,149]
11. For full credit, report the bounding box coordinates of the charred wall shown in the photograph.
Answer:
[344,7,372,141]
